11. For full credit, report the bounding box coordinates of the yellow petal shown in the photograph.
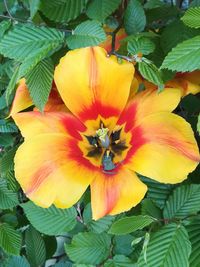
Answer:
[127,112,200,183]
[13,111,85,139]
[167,71,200,96]
[9,79,33,117]
[91,167,147,220]
[54,46,134,122]
[118,87,181,131]
[14,134,96,208]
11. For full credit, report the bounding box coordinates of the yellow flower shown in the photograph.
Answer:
[13,47,200,220]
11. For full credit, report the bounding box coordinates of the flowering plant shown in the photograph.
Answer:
[0,1,200,266]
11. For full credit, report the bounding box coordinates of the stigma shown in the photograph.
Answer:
[96,124,110,148]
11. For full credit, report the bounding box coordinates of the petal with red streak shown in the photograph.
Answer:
[13,111,86,140]
[54,46,134,122]
[14,133,97,208]
[91,167,147,220]
[127,112,200,183]
[118,87,181,132]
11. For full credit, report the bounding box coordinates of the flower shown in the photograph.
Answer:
[9,79,67,117]
[166,71,200,96]
[100,27,127,52]
[13,47,200,220]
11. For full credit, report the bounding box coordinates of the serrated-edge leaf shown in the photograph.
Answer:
[0,25,64,61]
[21,201,77,235]
[86,0,121,22]
[187,218,200,267]
[138,61,163,88]
[109,215,155,235]
[182,7,200,29]
[65,232,111,265]
[124,0,146,34]
[138,224,191,267]
[161,35,200,71]
[40,0,86,23]
[5,256,30,267]
[163,184,200,219]
[0,20,11,38]
[0,223,22,255]
[128,37,155,55]
[66,20,106,49]
[25,226,46,266]
[0,179,19,209]
[25,58,54,111]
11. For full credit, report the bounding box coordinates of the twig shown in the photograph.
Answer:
[3,0,15,21]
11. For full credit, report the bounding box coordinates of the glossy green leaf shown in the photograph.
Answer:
[5,256,30,267]
[0,24,64,61]
[25,58,54,111]
[25,226,46,267]
[21,201,77,235]
[109,215,155,235]
[163,184,200,219]
[86,0,121,22]
[161,35,200,71]
[0,179,19,209]
[128,37,155,55]
[182,7,200,29]
[187,218,200,267]
[124,0,146,34]
[0,223,22,255]
[66,20,106,49]
[104,255,137,267]
[138,224,191,267]
[138,61,164,89]
[65,232,111,265]
[40,0,86,23]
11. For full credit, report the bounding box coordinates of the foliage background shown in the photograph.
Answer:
[0,0,200,266]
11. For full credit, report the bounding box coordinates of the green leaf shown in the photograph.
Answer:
[5,65,20,104]
[113,235,134,256]
[5,256,30,267]
[161,20,200,54]
[0,223,22,255]
[138,61,164,89]
[66,20,106,49]
[144,0,165,9]
[138,224,191,267]
[190,0,200,7]
[0,147,17,173]
[108,215,155,235]
[83,203,115,233]
[40,0,86,23]
[161,35,200,71]
[163,184,200,219]
[124,0,146,35]
[25,226,46,267]
[182,7,200,29]
[0,24,64,61]
[141,199,162,219]
[65,232,111,265]
[187,218,200,267]
[0,120,18,133]
[128,37,155,55]
[29,0,41,19]
[104,255,136,267]
[25,58,54,111]
[0,133,14,147]
[0,179,19,209]
[21,201,77,235]
[0,20,11,38]
[86,0,121,22]
[140,176,175,209]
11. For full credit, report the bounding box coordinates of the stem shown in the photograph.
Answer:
[3,0,15,20]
